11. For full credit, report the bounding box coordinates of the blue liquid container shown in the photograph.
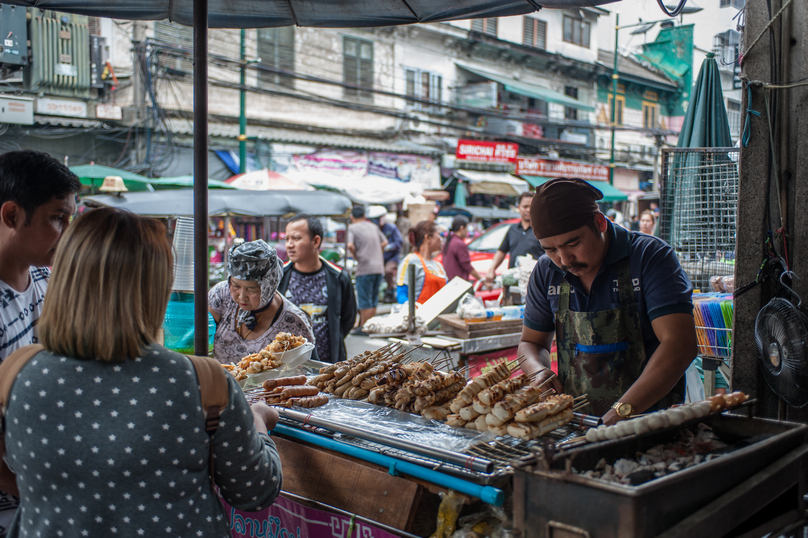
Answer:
[163,291,216,355]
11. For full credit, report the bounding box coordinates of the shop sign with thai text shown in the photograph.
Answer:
[455,140,518,163]
[516,158,609,182]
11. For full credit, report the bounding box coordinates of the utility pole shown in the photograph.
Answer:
[131,21,148,167]
[609,14,619,186]
[238,29,247,174]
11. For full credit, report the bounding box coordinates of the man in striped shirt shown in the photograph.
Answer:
[0,150,80,363]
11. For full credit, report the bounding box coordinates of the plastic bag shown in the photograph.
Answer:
[684,360,706,404]
[516,255,538,298]
[431,491,464,538]
[457,293,485,320]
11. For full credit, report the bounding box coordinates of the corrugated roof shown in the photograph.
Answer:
[165,119,440,155]
[597,50,677,89]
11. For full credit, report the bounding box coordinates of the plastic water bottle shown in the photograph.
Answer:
[501,305,525,320]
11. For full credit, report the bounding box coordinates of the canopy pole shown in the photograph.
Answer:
[193,0,209,356]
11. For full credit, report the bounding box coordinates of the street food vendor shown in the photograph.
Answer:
[209,239,316,364]
[518,178,697,425]
[396,220,447,304]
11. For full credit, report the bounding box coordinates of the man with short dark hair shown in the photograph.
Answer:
[484,190,544,284]
[279,215,357,363]
[0,150,81,361]
[518,178,697,426]
[347,206,388,332]
[0,149,80,535]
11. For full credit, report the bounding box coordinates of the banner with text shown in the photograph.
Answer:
[227,496,400,538]
[456,140,518,163]
[516,158,609,182]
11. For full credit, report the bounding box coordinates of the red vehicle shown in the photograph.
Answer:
[436,217,519,302]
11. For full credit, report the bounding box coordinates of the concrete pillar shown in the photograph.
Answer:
[732,0,808,421]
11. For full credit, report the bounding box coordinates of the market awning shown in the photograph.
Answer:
[456,64,595,112]
[439,206,518,220]
[287,172,423,205]
[82,189,352,218]
[520,176,628,202]
[70,164,156,192]
[455,170,528,197]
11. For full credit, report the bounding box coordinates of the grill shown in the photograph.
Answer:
[511,413,808,537]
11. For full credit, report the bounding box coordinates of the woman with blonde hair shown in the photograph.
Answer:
[395,220,447,304]
[4,207,282,537]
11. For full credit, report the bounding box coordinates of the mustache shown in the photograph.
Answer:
[561,262,588,272]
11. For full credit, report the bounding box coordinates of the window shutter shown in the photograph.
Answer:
[471,19,484,32]
[535,20,546,49]
[522,18,533,46]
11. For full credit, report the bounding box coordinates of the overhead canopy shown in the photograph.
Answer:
[457,64,595,112]
[290,172,423,205]
[83,189,352,218]
[0,0,620,28]
[455,170,528,197]
[439,206,518,221]
[226,169,312,191]
[150,176,237,189]
[69,164,155,192]
[521,176,628,201]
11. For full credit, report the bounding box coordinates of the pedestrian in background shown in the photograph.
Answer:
[396,220,447,304]
[377,214,403,303]
[639,209,656,236]
[347,206,388,333]
[280,214,357,363]
[484,191,544,285]
[442,216,482,283]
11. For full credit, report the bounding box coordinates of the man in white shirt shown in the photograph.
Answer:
[0,150,80,534]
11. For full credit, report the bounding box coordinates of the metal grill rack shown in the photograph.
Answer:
[659,147,739,292]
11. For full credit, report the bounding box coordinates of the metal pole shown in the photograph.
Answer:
[193,0,209,356]
[609,14,619,186]
[239,29,247,174]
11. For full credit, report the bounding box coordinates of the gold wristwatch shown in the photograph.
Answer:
[611,401,633,418]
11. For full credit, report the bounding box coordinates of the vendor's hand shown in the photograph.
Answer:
[532,368,563,394]
[484,272,495,285]
[601,409,623,427]
[250,402,279,433]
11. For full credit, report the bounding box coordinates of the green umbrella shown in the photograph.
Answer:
[69,164,155,192]
[676,54,732,148]
[150,176,238,190]
[453,179,467,207]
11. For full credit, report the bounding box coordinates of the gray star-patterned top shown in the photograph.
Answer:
[4,344,282,538]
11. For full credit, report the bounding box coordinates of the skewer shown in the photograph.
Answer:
[571,401,589,412]
[535,372,557,390]
[573,393,588,401]
[540,388,555,399]
[398,343,424,359]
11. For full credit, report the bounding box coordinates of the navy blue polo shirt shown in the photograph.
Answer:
[499,222,545,268]
[524,221,693,358]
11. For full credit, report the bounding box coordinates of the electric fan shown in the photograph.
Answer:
[754,297,808,407]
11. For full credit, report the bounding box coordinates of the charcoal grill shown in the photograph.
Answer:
[512,414,808,538]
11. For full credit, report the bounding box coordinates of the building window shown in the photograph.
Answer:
[343,36,374,100]
[257,27,295,88]
[564,86,578,120]
[727,99,741,135]
[405,69,442,112]
[714,29,741,66]
[643,102,658,129]
[471,18,498,36]
[720,0,745,8]
[522,17,547,50]
[563,15,591,48]
[607,94,625,125]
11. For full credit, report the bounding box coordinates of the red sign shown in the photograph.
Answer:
[456,140,518,163]
[516,158,609,182]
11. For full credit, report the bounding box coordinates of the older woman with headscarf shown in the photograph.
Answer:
[208,240,316,364]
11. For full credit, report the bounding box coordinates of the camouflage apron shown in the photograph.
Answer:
[555,257,682,416]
